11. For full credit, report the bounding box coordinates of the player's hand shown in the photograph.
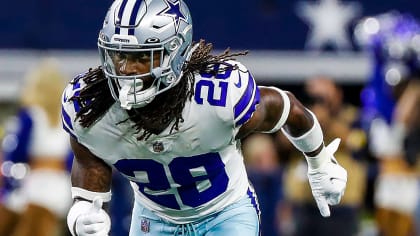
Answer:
[75,197,111,236]
[306,138,347,217]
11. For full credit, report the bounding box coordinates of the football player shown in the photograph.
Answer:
[62,0,347,235]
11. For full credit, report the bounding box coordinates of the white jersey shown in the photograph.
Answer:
[61,61,260,223]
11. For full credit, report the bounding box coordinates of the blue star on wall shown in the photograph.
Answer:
[158,0,187,32]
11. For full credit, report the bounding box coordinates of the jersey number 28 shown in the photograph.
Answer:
[113,152,229,209]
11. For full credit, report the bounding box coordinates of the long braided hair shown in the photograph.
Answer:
[71,40,248,140]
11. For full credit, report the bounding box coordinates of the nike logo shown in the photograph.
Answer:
[330,177,341,182]
[234,71,242,88]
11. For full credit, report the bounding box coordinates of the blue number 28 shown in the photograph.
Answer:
[113,153,229,210]
[194,64,233,107]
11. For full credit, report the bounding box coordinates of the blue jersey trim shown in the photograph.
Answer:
[234,73,256,120]
[61,106,77,140]
[72,82,81,113]
[234,72,260,127]
[247,187,261,222]
[235,87,260,126]
[61,107,73,131]
[62,122,77,140]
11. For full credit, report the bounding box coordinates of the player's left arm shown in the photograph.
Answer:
[238,86,347,217]
[237,87,311,139]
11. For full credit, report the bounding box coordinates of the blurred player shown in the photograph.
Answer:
[62,0,347,235]
[0,59,72,236]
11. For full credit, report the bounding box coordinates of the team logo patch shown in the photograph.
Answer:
[152,141,165,153]
[158,0,188,32]
[141,218,150,233]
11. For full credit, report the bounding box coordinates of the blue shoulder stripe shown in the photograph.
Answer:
[61,106,77,140]
[62,124,77,140]
[233,72,260,126]
[72,82,81,113]
[235,87,260,126]
[234,72,256,119]
[61,107,73,131]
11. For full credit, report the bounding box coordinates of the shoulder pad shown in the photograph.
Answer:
[61,72,90,140]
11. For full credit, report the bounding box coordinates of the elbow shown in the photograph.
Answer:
[283,92,313,136]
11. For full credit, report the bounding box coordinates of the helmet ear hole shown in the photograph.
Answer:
[168,38,182,52]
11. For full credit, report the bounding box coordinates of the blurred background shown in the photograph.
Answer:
[0,0,419,235]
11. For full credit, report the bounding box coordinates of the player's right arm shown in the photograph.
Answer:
[61,75,113,236]
[69,137,112,194]
[66,137,112,236]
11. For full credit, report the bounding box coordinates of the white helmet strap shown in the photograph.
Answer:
[119,85,132,109]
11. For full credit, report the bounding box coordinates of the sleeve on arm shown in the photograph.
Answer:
[230,64,260,129]
[61,82,81,141]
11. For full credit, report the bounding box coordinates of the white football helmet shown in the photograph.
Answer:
[98,0,193,109]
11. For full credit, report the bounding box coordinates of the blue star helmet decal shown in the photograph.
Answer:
[158,0,188,32]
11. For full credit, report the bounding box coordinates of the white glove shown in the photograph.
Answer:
[306,138,347,217]
[68,197,111,236]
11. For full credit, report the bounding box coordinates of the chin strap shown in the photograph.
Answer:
[118,84,158,109]
[119,85,132,109]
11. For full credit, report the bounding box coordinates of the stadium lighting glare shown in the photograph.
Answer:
[1,134,18,153]
[0,161,14,177]
[412,34,420,53]
[385,68,402,86]
[10,163,29,180]
[364,17,380,35]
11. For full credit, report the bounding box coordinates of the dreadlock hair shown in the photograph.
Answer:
[70,67,114,128]
[72,39,248,140]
